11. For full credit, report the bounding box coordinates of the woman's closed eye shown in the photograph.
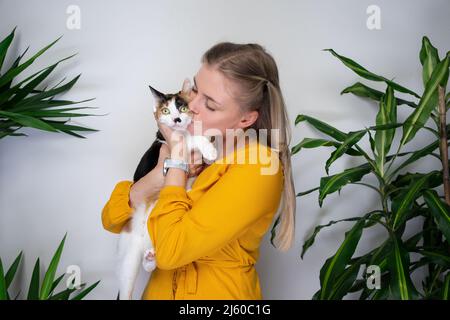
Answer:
[192,85,216,111]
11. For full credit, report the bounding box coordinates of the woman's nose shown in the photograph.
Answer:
[188,97,200,115]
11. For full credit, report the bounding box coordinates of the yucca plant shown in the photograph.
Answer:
[0,27,99,139]
[296,36,450,299]
[0,234,100,300]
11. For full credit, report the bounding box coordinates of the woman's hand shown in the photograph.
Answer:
[159,143,206,178]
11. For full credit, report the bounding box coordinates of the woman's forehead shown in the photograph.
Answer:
[196,64,238,108]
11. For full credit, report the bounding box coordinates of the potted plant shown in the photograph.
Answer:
[295,36,449,299]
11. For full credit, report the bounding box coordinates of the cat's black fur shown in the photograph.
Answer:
[133,130,165,183]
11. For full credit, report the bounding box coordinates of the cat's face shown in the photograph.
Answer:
[149,79,194,131]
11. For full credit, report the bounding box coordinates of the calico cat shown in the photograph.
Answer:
[116,79,217,300]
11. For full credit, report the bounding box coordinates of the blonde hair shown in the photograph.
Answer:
[202,42,296,251]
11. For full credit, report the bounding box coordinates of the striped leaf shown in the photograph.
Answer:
[388,235,419,300]
[401,52,450,146]
[423,190,450,245]
[419,36,440,87]
[319,163,372,207]
[392,173,434,230]
[291,137,361,156]
[442,272,450,300]
[301,216,363,259]
[295,114,347,141]
[375,86,396,176]
[341,82,417,108]
[325,130,367,175]
[325,49,420,98]
[392,140,439,175]
[318,216,368,299]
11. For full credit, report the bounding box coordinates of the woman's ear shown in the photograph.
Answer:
[239,110,259,129]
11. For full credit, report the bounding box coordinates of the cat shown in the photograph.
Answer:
[116,78,217,300]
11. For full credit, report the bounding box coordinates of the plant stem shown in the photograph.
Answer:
[438,85,450,205]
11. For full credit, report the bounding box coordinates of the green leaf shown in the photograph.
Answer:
[39,234,67,300]
[296,186,320,197]
[324,48,420,98]
[0,35,62,88]
[48,274,65,297]
[291,137,361,156]
[301,216,363,259]
[0,54,78,107]
[392,173,434,230]
[417,250,450,268]
[49,277,77,300]
[374,86,396,176]
[423,190,450,245]
[70,280,100,300]
[391,140,439,175]
[5,251,22,289]
[401,52,450,146]
[27,258,40,300]
[0,258,7,300]
[14,74,81,108]
[341,82,418,108]
[270,215,281,248]
[319,163,372,207]
[318,215,368,299]
[442,272,450,300]
[329,258,366,299]
[325,130,367,175]
[388,235,419,300]
[295,114,347,141]
[0,110,58,132]
[420,36,440,87]
[0,28,16,72]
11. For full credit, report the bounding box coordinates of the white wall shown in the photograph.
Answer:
[0,0,448,299]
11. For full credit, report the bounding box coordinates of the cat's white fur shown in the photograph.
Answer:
[116,79,217,299]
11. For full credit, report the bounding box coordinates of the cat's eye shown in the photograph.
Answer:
[161,108,170,114]
[180,106,189,112]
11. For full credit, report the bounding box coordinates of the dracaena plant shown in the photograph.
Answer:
[0,234,100,300]
[0,27,99,139]
[295,36,450,300]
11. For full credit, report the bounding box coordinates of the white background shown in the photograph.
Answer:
[0,0,449,299]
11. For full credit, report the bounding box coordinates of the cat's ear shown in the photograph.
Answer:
[148,85,166,103]
[148,85,166,113]
[181,78,192,94]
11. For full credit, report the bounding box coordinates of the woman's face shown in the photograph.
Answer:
[187,63,258,137]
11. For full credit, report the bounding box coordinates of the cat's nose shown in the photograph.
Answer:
[174,117,181,123]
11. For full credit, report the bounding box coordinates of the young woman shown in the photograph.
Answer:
[101,42,296,299]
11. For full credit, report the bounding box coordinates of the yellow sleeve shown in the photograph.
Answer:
[101,180,134,234]
[147,162,283,270]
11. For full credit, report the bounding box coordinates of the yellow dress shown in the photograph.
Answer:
[101,140,283,299]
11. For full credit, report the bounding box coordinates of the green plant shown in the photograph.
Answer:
[0,27,100,139]
[0,234,100,300]
[296,36,450,300]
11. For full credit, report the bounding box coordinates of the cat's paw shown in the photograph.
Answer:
[202,145,217,162]
[143,259,156,272]
[144,248,156,260]
[142,248,156,272]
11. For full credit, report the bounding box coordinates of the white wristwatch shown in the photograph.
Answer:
[163,157,189,176]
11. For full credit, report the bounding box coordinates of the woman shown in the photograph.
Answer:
[101,42,296,299]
